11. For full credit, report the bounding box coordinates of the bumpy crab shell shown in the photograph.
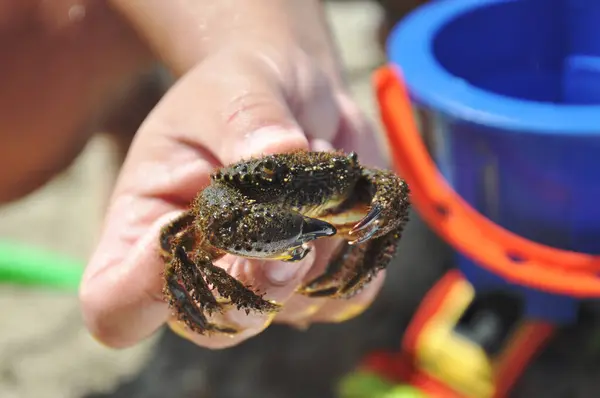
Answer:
[160,150,410,335]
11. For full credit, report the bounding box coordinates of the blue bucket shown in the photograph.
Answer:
[387,0,600,255]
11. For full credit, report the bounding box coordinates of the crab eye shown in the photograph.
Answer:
[263,159,275,169]
[259,159,277,180]
[262,159,276,172]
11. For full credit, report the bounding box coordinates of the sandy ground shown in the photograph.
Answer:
[0,2,388,398]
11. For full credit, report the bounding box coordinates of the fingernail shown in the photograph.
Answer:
[238,126,308,159]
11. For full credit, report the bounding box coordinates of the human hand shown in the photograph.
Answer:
[80,2,389,350]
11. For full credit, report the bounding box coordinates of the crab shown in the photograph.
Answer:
[160,150,410,335]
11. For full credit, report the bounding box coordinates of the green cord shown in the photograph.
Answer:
[0,241,83,291]
[338,371,426,398]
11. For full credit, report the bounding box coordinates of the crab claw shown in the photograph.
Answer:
[300,217,337,243]
[281,218,335,263]
[349,204,383,245]
[352,205,382,232]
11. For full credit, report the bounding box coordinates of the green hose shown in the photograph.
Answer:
[0,241,83,291]
[338,371,426,398]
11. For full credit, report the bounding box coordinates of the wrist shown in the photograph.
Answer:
[108,0,345,87]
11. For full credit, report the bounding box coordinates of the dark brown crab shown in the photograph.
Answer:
[160,150,410,335]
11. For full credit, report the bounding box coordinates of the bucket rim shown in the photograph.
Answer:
[387,0,600,135]
[373,65,600,297]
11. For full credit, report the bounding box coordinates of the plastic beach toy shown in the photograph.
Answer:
[376,0,600,301]
[386,0,600,255]
[0,240,83,291]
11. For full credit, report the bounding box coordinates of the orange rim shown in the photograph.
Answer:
[493,322,555,398]
[374,65,600,297]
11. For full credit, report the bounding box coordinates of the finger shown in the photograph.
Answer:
[268,238,341,327]
[331,92,388,168]
[135,48,342,167]
[80,211,180,348]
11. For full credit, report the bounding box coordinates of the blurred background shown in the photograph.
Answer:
[4,1,600,398]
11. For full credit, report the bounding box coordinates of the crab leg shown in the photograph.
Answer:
[296,240,367,297]
[297,225,404,299]
[160,213,220,314]
[338,225,404,298]
[161,213,241,334]
[161,215,228,334]
[191,248,282,315]
[297,165,409,298]
[159,211,195,256]
[163,245,237,335]
[165,275,237,335]
[348,168,410,244]
[164,235,281,335]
